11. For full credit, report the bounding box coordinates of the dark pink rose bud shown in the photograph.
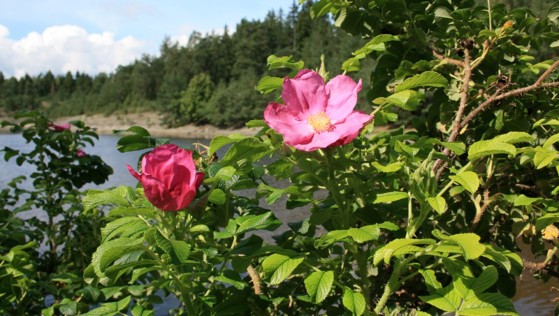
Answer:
[76,149,87,157]
[48,122,71,131]
[127,144,204,212]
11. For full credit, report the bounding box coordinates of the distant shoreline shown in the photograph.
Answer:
[0,112,257,140]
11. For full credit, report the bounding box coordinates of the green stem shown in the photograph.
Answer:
[349,244,372,310]
[374,260,403,314]
[324,150,351,228]
[406,192,413,238]
[406,204,430,239]
[144,246,198,315]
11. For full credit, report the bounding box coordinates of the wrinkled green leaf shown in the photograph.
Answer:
[262,254,304,285]
[395,71,448,92]
[449,171,479,193]
[342,288,366,316]
[305,270,334,304]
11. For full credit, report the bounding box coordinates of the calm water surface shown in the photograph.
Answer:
[1,133,558,315]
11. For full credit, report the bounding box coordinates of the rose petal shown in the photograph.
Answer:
[138,174,179,211]
[292,129,342,152]
[264,102,314,145]
[282,69,328,114]
[331,111,373,146]
[325,76,362,124]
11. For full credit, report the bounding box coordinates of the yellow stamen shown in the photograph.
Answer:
[307,112,332,133]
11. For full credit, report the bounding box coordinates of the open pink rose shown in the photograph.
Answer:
[264,69,373,152]
[76,149,87,157]
[48,122,71,131]
[127,144,204,212]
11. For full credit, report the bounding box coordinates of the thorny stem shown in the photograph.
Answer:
[460,60,559,130]
[433,49,559,179]
[487,0,493,31]
[471,157,494,231]
[449,48,471,141]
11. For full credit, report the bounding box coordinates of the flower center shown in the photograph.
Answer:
[307,112,332,133]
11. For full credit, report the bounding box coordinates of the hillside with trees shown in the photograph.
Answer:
[0,3,371,128]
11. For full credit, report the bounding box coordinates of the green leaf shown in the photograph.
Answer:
[419,269,442,292]
[115,126,157,152]
[482,244,522,274]
[342,288,366,316]
[434,6,452,19]
[221,138,271,165]
[305,270,334,304]
[169,240,190,263]
[543,133,559,149]
[353,34,400,55]
[468,140,516,160]
[536,212,559,231]
[448,233,486,260]
[83,296,132,316]
[83,186,135,210]
[420,266,516,315]
[58,299,77,315]
[310,0,334,18]
[439,141,466,155]
[314,230,349,248]
[262,254,304,285]
[427,196,448,214]
[548,1,559,25]
[342,56,362,72]
[208,134,246,156]
[215,271,247,290]
[373,191,408,204]
[91,238,145,280]
[267,55,304,71]
[101,216,149,242]
[492,132,534,144]
[256,76,284,94]
[208,189,227,205]
[348,225,381,243]
[513,194,542,206]
[534,148,557,169]
[371,161,403,173]
[385,90,423,111]
[236,211,281,234]
[373,238,435,265]
[449,171,479,193]
[395,71,448,92]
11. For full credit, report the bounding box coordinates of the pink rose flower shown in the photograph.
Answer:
[127,144,204,212]
[76,149,87,157]
[264,69,373,152]
[48,122,71,131]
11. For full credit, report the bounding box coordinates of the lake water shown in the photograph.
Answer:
[1,133,557,315]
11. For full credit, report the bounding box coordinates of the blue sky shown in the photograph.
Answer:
[0,1,294,77]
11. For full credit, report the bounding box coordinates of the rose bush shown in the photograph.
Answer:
[127,144,204,211]
[81,1,559,315]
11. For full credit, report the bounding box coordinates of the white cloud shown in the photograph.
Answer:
[0,24,146,78]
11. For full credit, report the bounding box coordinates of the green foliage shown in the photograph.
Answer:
[2,0,556,314]
[0,110,112,314]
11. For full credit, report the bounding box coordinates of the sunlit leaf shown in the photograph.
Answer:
[262,254,304,285]
[395,71,448,92]
[305,270,334,304]
[342,288,366,316]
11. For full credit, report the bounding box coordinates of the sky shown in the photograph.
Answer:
[0,1,293,78]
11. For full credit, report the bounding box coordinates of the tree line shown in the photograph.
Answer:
[0,3,369,128]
